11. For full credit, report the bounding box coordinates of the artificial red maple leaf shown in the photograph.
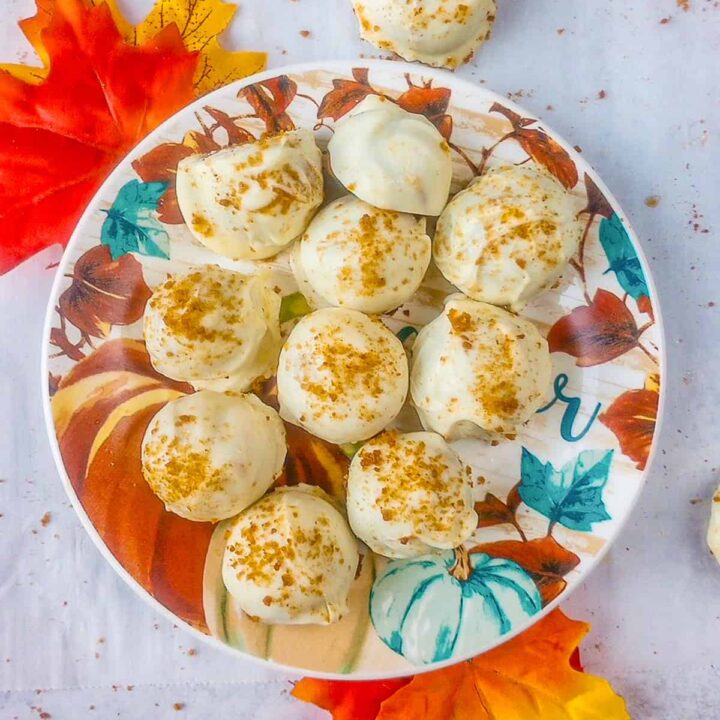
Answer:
[240,75,297,133]
[547,289,640,367]
[471,536,581,605]
[0,0,198,274]
[317,67,378,121]
[600,387,659,470]
[58,245,151,338]
[291,678,411,720]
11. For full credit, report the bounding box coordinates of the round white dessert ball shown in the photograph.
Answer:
[347,431,477,558]
[410,295,552,439]
[144,266,281,392]
[292,195,431,314]
[141,390,286,522]
[221,485,359,624]
[276,307,409,445]
[434,164,584,310]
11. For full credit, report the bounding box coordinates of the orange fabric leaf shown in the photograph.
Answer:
[600,387,659,470]
[0,0,198,274]
[294,611,630,720]
[547,289,640,367]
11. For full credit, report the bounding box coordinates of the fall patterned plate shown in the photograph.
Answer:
[42,60,664,678]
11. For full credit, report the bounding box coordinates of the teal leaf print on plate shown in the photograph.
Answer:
[599,213,649,301]
[100,180,170,260]
[370,549,541,665]
[519,447,613,532]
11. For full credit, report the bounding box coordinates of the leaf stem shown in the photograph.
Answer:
[637,341,659,365]
[477,132,515,175]
[574,213,595,305]
[512,519,528,542]
[637,320,655,337]
[295,92,320,109]
[449,141,478,174]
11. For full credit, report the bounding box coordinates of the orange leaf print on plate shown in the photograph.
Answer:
[471,536,581,605]
[488,102,578,188]
[0,0,197,274]
[58,246,151,339]
[514,128,579,189]
[317,68,378,121]
[240,75,297,133]
[132,143,195,224]
[396,77,453,139]
[548,289,640,367]
[293,611,630,720]
[600,385,660,470]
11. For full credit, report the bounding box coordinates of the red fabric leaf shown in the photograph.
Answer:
[240,75,297,133]
[600,387,659,470]
[515,128,579,189]
[292,678,411,720]
[547,289,640,367]
[58,245,151,338]
[0,0,198,274]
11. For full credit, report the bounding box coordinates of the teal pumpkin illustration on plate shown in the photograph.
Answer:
[370,548,542,665]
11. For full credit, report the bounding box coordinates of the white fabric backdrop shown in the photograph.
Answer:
[1,0,719,717]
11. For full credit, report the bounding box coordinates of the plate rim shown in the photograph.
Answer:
[40,58,667,680]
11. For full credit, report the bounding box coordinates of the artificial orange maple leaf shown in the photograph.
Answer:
[293,610,630,720]
[0,0,266,95]
[0,0,198,274]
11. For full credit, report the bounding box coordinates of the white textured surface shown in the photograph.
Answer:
[0,0,719,718]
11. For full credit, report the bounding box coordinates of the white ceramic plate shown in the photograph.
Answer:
[42,60,664,678]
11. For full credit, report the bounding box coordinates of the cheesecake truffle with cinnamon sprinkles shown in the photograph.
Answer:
[292,195,431,313]
[276,307,409,444]
[347,431,477,558]
[434,164,584,310]
[176,129,323,260]
[221,485,359,624]
[410,295,551,439]
[144,266,282,392]
[141,390,286,522]
[328,96,452,216]
[352,0,497,69]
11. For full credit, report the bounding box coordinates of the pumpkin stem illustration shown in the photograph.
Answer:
[450,546,472,581]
